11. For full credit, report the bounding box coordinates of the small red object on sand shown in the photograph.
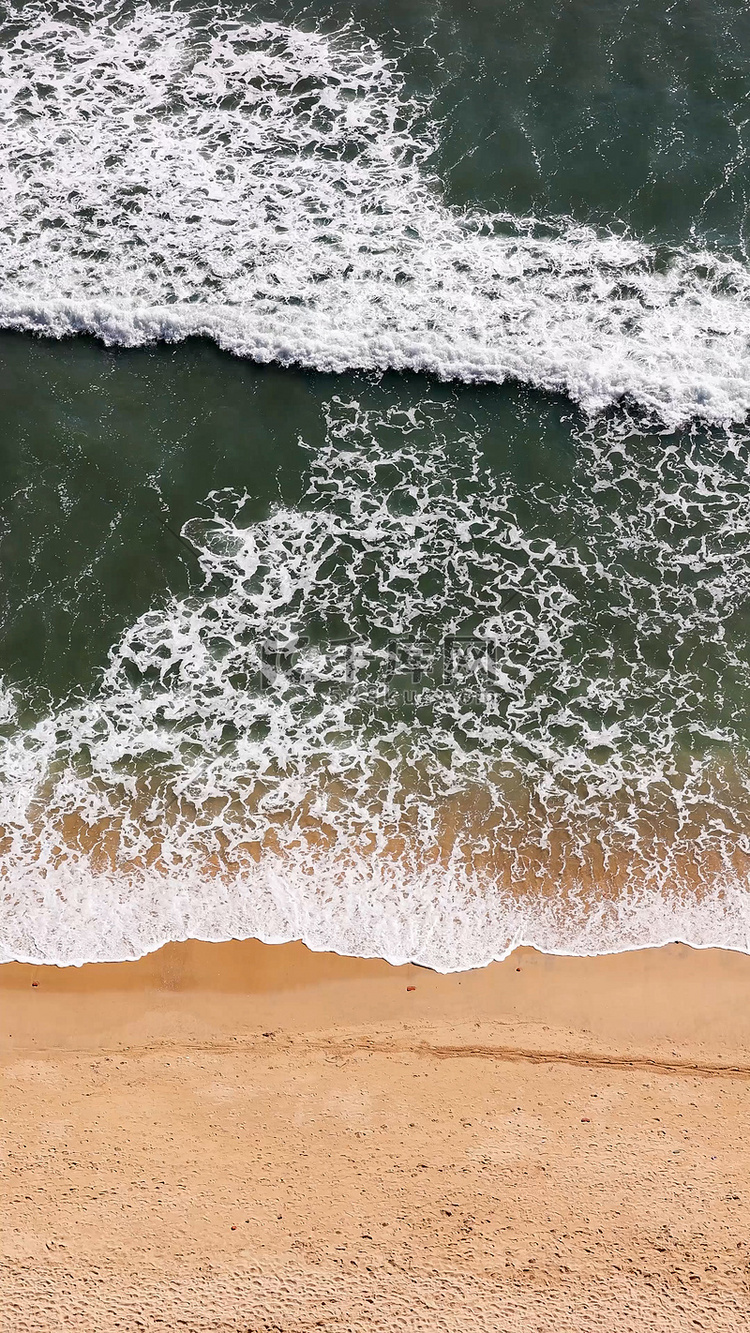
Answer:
[406,986,416,992]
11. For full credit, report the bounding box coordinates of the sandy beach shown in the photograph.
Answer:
[4,2,750,1331]
[2,940,750,1330]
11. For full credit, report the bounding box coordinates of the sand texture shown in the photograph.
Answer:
[3,941,750,1330]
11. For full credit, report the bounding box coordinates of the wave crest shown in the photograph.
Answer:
[1,2,750,425]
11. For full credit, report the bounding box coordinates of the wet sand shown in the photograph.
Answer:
[3,940,750,1330]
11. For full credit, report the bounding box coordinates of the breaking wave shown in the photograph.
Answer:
[1,0,750,427]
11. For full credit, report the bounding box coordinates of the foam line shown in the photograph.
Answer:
[1,3,750,426]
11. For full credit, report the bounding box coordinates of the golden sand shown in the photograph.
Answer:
[3,940,750,1330]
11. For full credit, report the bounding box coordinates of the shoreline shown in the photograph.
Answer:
[1,936,749,1043]
[5,938,750,1060]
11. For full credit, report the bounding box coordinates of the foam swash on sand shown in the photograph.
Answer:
[3,395,750,968]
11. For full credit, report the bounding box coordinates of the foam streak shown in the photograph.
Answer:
[0,3,749,426]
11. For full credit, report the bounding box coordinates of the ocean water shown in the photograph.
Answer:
[2,0,750,968]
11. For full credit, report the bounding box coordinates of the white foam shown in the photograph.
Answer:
[2,398,750,968]
[1,2,750,427]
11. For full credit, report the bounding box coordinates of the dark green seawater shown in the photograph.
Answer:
[1,0,750,967]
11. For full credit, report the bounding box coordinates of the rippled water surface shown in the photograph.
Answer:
[2,0,750,966]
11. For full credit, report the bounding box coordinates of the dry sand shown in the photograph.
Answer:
[2,939,750,1331]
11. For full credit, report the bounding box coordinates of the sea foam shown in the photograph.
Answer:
[2,397,750,968]
[0,1,749,428]
[3,2,750,968]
